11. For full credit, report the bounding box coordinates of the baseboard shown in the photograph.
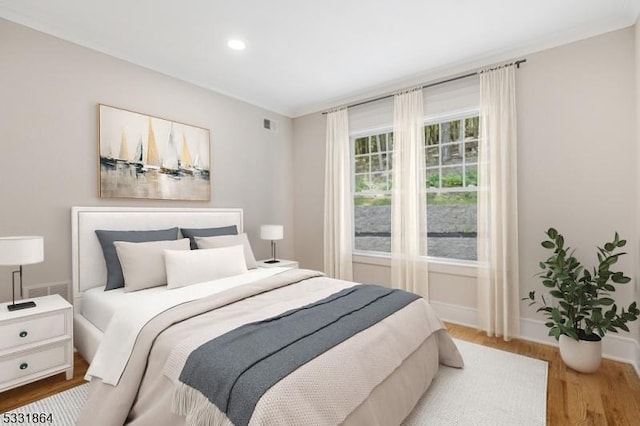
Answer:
[633,339,640,378]
[430,299,640,376]
[429,300,477,329]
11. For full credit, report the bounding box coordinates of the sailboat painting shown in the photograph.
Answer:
[99,104,210,200]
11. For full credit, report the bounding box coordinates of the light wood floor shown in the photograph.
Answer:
[1,324,639,425]
[446,323,640,426]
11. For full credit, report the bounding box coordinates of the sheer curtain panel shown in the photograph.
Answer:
[391,89,428,297]
[323,108,353,280]
[477,65,520,340]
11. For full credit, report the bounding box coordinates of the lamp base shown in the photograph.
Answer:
[263,259,280,264]
[7,301,36,312]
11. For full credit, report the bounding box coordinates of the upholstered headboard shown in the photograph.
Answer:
[71,206,243,309]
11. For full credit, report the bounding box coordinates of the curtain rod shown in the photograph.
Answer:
[322,59,526,115]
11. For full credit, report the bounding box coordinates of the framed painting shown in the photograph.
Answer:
[98,104,211,201]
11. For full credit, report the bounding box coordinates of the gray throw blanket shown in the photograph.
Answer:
[177,284,420,426]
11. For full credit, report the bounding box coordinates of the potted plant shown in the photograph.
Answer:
[524,228,639,373]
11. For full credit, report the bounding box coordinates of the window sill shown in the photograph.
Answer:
[352,252,477,278]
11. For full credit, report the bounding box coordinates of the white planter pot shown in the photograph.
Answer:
[558,334,602,373]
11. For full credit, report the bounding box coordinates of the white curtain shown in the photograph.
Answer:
[391,89,428,297]
[323,108,353,280]
[477,65,520,340]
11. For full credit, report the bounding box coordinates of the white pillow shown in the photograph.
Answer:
[114,238,190,292]
[194,233,258,269]
[165,244,248,289]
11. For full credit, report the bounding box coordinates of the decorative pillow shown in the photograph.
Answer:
[165,245,248,289]
[194,233,258,269]
[115,238,190,292]
[180,225,238,250]
[95,228,179,291]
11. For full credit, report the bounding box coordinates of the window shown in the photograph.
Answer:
[353,114,479,261]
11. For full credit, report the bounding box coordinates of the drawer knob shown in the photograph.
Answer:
[19,330,28,338]
[19,362,28,370]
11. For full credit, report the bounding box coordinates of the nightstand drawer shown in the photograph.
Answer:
[0,312,67,351]
[0,341,70,384]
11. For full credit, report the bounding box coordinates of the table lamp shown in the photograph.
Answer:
[0,236,44,311]
[260,225,283,264]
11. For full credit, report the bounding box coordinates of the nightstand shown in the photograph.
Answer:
[257,259,299,269]
[0,294,73,393]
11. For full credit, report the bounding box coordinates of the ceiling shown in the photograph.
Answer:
[1,0,639,117]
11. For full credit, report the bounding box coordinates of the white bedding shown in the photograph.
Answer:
[82,286,169,332]
[85,267,288,386]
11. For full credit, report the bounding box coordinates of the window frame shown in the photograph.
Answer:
[351,110,480,265]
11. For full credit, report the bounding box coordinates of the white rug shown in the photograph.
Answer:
[403,339,547,425]
[5,339,547,425]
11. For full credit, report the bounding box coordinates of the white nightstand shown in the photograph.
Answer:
[0,294,73,392]
[257,259,299,269]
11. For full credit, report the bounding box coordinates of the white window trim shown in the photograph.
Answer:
[351,109,480,263]
[352,251,478,278]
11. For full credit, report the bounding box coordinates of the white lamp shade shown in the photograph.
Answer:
[0,236,44,266]
[260,225,283,241]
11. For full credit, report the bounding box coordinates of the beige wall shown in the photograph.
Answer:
[517,27,636,325]
[636,16,640,347]
[0,18,294,302]
[292,113,325,272]
[292,27,638,339]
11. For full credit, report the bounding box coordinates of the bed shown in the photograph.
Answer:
[71,206,463,426]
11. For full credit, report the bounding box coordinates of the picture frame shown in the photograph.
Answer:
[98,104,211,201]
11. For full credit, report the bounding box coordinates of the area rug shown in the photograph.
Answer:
[5,339,547,425]
[402,339,547,425]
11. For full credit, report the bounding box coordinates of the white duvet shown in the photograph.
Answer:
[85,267,288,386]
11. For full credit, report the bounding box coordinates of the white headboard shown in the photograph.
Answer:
[71,206,243,309]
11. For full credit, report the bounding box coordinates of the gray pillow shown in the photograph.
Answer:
[95,227,179,291]
[180,225,238,250]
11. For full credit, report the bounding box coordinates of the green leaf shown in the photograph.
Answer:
[548,228,558,239]
[565,329,579,340]
[604,242,615,252]
[541,241,555,249]
[612,275,631,284]
[599,298,615,306]
[549,290,564,299]
[559,301,572,311]
[542,280,555,288]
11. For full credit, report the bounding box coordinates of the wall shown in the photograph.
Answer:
[291,113,325,272]
[516,26,637,364]
[0,18,294,302]
[636,15,640,366]
[292,27,638,360]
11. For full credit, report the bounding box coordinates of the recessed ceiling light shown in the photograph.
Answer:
[227,39,246,50]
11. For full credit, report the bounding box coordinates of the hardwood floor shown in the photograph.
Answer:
[1,326,639,425]
[445,323,640,426]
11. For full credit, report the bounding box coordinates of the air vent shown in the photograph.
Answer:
[263,118,278,132]
[25,281,70,302]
